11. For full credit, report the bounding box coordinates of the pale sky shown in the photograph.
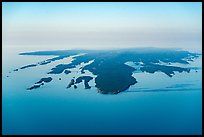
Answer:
[2,2,202,52]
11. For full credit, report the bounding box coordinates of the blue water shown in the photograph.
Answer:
[2,46,202,135]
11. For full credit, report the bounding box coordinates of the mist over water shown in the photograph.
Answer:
[2,2,202,52]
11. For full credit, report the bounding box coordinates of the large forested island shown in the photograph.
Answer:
[13,48,200,94]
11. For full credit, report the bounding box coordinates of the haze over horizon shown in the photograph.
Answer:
[2,2,202,52]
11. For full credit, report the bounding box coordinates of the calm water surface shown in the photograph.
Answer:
[2,46,202,135]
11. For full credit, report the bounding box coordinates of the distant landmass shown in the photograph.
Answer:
[12,48,200,94]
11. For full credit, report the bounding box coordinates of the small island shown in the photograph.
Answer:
[67,79,75,88]
[75,76,93,89]
[64,70,71,74]
[27,84,42,90]
[35,77,52,84]
[140,63,190,77]
[27,77,52,90]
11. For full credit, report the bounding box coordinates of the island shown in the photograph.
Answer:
[75,76,93,89]
[20,64,37,69]
[14,48,200,94]
[27,77,52,90]
[64,70,71,74]
[35,77,52,84]
[27,83,43,90]
[67,79,75,88]
[140,63,190,77]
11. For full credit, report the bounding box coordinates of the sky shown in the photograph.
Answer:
[2,2,202,51]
